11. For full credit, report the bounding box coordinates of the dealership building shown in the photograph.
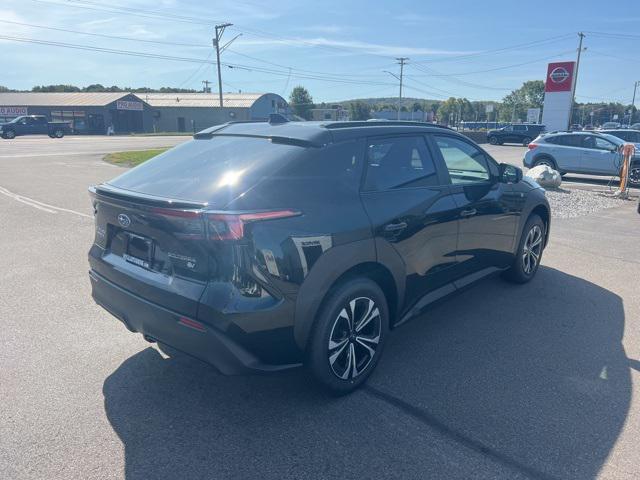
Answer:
[0,91,289,134]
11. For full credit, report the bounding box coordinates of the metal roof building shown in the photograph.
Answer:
[141,92,289,133]
[0,91,289,134]
[0,92,153,134]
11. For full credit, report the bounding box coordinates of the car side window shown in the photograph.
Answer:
[553,135,582,147]
[514,125,526,132]
[583,135,615,151]
[280,139,362,183]
[364,136,439,190]
[434,135,493,184]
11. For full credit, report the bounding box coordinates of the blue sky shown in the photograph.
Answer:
[2,0,639,103]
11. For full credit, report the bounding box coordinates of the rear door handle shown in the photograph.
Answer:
[460,208,477,218]
[384,222,408,232]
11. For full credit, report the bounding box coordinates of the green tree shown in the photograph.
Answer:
[500,80,545,122]
[289,86,314,120]
[348,101,371,121]
[437,97,459,125]
[32,84,81,92]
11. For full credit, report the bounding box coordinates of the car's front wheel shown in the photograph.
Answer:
[503,214,545,284]
[307,278,389,395]
[488,136,499,145]
[3,130,16,139]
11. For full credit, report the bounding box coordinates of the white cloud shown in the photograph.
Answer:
[236,36,476,57]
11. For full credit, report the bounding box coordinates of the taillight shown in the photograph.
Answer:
[528,143,539,150]
[206,210,301,241]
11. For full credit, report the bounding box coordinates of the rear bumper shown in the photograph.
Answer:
[89,269,301,375]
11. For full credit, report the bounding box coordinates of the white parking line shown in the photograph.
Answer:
[0,186,93,218]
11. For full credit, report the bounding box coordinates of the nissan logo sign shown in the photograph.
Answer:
[117,213,131,227]
[549,67,570,84]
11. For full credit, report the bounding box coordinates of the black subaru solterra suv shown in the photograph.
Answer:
[89,119,550,394]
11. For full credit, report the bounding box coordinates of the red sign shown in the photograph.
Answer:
[545,62,575,92]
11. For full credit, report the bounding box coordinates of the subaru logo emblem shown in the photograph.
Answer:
[117,213,131,227]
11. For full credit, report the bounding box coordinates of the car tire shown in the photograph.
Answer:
[522,137,532,146]
[306,277,389,395]
[503,214,545,284]
[488,136,498,145]
[629,167,640,186]
[533,157,557,170]
[53,129,65,138]
[3,130,16,139]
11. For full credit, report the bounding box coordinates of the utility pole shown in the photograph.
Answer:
[201,80,211,93]
[213,23,233,108]
[396,57,408,120]
[629,80,639,126]
[568,32,585,128]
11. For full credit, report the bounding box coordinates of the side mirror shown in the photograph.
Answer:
[499,163,522,184]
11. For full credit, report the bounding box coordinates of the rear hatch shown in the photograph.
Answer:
[89,185,210,317]
[89,135,310,316]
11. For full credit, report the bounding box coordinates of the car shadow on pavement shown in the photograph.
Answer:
[103,266,630,480]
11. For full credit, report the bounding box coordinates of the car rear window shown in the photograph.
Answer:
[108,136,305,203]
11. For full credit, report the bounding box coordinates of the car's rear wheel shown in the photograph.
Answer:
[488,136,499,145]
[307,278,388,395]
[522,136,532,146]
[53,129,65,138]
[503,214,545,284]
[629,167,640,186]
[3,130,16,139]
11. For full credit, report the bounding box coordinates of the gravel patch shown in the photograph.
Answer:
[544,188,630,219]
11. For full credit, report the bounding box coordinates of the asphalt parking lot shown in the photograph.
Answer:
[1,135,640,480]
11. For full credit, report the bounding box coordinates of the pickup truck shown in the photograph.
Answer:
[0,115,71,139]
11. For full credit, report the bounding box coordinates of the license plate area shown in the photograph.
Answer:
[123,232,153,269]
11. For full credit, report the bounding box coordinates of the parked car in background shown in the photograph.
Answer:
[630,123,640,130]
[600,122,621,130]
[569,124,583,131]
[0,115,70,139]
[601,129,640,145]
[583,124,595,131]
[524,131,640,185]
[88,119,550,394]
[488,123,546,146]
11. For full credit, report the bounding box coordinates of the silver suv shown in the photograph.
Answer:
[523,131,640,185]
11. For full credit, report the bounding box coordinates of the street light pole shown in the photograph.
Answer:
[396,57,408,120]
[214,23,232,108]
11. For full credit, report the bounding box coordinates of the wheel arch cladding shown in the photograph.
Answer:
[293,239,403,350]
[531,204,551,246]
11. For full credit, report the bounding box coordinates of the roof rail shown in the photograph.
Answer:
[322,120,453,130]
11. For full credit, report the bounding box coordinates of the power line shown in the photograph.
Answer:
[408,50,576,77]
[0,19,391,82]
[0,34,397,87]
[0,19,210,48]
[409,33,575,64]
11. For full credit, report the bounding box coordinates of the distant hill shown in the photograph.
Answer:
[326,97,442,110]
